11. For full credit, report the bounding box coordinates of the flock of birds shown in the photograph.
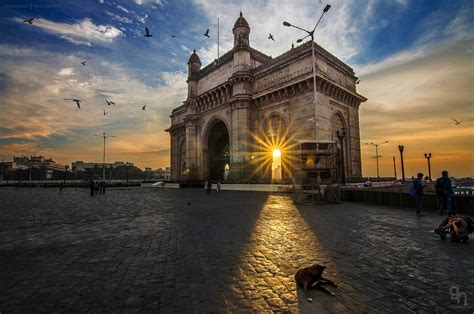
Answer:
[22,18,149,115]
[22,17,278,116]
[21,18,463,127]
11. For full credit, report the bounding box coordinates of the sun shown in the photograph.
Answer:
[273,149,281,158]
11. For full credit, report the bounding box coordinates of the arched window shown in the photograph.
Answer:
[331,113,345,140]
[265,115,286,138]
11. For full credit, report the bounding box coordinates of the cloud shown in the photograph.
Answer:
[18,17,122,46]
[135,0,163,5]
[358,39,474,177]
[192,0,376,64]
[116,4,129,13]
[0,44,38,57]
[0,48,186,168]
[57,68,75,76]
[106,11,133,24]
[137,13,148,24]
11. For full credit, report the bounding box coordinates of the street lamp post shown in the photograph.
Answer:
[63,165,69,186]
[424,153,432,181]
[398,145,406,182]
[95,133,115,181]
[393,156,397,180]
[335,128,346,184]
[366,141,389,178]
[284,4,331,140]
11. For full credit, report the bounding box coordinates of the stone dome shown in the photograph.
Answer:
[233,12,249,30]
[187,49,201,64]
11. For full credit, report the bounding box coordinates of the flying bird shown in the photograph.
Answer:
[268,33,275,41]
[103,110,108,116]
[451,119,463,125]
[64,98,81,109]
[105,98,115,106]
[81,61,86,66]
[144,27,153,37]
[203,29,210,38]
[187,202,191,206]
[171,34,176,38]
[22,18,34,24]
[142,105,146,110]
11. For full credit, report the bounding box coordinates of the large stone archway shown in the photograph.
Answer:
[204,120,230,180]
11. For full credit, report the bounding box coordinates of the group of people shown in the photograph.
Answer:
[89,179,105,196]
[411,170,453,216]
[411,170,473,243]
[206,178,221,195]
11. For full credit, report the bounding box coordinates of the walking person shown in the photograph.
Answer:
[435,170,454,215]
[413,173,425,217]
[206,178,212,195]
[102,180,106,194]
[89,179,95,197]
[216,181,221,193]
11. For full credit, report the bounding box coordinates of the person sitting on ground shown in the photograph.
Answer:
[434,211,473,243]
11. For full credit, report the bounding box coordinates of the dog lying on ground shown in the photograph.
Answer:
[295,264,338,302]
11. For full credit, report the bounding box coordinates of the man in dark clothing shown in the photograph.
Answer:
[89,179,95,196]
[435,170,454,215]
[413,172,425,216]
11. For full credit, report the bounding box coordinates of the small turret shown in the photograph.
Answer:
[187,49,201,78]
[233,12,250,48]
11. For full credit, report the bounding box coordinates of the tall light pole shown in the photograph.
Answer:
[398,145,405,182]
[63,165,69,186]
[424,153,432,181]
[95,133,115,181]
[393,156,397,180]
[284,4,331,140]
[366,141,389,178]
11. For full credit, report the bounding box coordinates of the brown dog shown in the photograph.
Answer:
[294,264,338,302]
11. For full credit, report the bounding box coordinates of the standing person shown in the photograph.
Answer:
[95,180,100,194]
[206,178,212,195]
[413,173,425,217]
[102,180,106,194]
[216,181,221,193]
[89,179,95,197]
[435,170,454,215]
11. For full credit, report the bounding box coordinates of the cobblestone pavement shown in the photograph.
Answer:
[0,188,473,313]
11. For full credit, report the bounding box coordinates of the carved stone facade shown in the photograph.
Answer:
[166,12,366,182]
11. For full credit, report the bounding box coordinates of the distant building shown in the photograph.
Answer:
[155,167,171,179]
[72,161,134,172]
[13,155,65,171]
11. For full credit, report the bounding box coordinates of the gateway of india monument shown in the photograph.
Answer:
[167,13,366,183]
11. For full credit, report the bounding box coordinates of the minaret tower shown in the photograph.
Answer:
[187,49,201,98]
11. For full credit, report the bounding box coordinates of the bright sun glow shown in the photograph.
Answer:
[273,149,281,158]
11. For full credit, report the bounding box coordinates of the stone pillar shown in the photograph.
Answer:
[169,132,179,181]
[228,98,254,181]
[349,104,362,177]
[185,115,199,181]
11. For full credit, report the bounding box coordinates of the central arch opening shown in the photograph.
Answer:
[207,121,230,181]
[272,149,282,182]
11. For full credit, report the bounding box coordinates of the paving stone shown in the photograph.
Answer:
[0,188,473,312]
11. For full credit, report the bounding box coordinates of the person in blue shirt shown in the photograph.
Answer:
[413,173,425,216]
[435,170,454,215]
